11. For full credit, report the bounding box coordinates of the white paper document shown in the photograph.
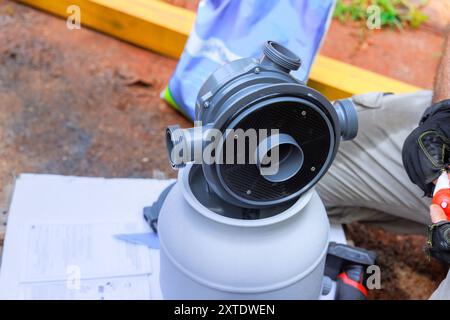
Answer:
[19,275,152,300]
[22,222,152,282]
[0,174,172,300]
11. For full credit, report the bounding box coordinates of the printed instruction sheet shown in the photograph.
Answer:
[0,174,173,300]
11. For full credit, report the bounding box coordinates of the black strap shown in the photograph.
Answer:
[143,182,176,233]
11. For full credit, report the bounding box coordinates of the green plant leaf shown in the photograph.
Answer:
[333,0,428,30]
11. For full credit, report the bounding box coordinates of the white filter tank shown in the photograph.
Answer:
[158,164,330,299]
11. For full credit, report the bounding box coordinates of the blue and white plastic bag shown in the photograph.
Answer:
[163,0,336,120]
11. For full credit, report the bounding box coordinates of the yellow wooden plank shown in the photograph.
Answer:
[16,0,194,59]
[15,0,422,100]
[308,55,421,100]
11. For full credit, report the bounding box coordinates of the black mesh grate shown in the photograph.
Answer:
[219,101,331,202]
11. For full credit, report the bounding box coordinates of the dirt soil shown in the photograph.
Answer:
[0,0,448,299]
[320,20,443,89]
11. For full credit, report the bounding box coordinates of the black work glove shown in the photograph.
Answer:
[402,99,450,197]
[426,221,450,266]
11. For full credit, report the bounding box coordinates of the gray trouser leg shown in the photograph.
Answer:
[316,90,433,227]
[316,90,450,299]
[430,270,450,300]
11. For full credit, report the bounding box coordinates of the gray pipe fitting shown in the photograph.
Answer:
[255,133,304,183]
[333,99,358,141]
[166,124,212,169]
[165,41,359,208]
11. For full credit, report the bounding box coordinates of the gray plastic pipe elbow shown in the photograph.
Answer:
[166,124,212,169]
[333,98,358,141]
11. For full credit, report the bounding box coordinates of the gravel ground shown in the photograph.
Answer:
[0,0,447,299]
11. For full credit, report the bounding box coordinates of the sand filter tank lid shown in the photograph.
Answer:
[165,41,358,209]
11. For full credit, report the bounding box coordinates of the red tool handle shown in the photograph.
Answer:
[432,189,450,220]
